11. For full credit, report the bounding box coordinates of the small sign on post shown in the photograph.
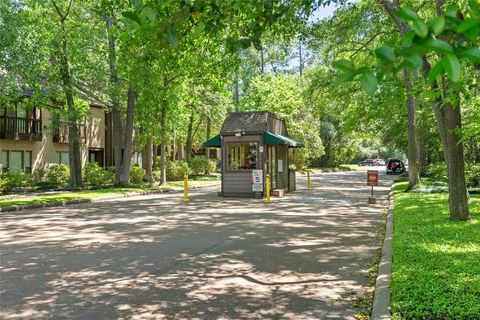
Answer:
[252,169,263,192]
[367,170,378,204]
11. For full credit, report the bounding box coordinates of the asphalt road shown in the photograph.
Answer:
[0,168,394,319]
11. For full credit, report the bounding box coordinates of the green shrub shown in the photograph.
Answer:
[46,164,70,188]
[83,163,113,186]
[465,164,480,187]
[187,157,216,175]
[0,171,31,193]
[0,176,5,194]
[129,165,145,184]
[31,169,47,187]
[424,163,480,187]
[424,162,448,181]
[166,160,190,180]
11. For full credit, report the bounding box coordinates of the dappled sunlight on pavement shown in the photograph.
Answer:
[0,170,394,319]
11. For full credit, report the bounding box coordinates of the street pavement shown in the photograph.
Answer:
[0,168,394,319]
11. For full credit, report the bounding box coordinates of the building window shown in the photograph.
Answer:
[226,142,257,170]
[1,150,32,173]
[55,151,69,165]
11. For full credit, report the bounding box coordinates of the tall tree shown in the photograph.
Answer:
[51,0,82,187]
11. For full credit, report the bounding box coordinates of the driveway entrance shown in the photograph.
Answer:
[0,169,394,319]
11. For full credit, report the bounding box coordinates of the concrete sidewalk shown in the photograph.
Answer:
[0,169,394,319]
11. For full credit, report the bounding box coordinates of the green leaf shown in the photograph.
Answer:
[335,70,356,84]
[396,8,419,21]
[422,38,454,54]
[443,54,461,82]
[459,48,480,62]
[428,61,444,84]
[333,59,356,72]
[430,16,446,35]
[445,5,458,18]
[121,11,141,25]
[457,19,480,33]
[375,47,395,63]
[402,30,416,48]
[404,54,423,69]
[412,19,429,38]
[360,70,378,96]
[469,0,480,18]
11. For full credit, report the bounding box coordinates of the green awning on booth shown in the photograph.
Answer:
[203,134,221,148]
[263,131,304,148]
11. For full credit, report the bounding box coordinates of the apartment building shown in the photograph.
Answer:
[0,100,113,173]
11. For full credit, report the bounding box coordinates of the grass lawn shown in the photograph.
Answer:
[392,181,480,319]
[0,180,220,208]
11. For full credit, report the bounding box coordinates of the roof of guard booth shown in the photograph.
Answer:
[220,111,285,135]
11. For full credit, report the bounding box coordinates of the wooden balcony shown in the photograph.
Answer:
[0,116,42,141]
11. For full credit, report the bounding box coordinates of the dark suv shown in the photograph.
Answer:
[386,158,406,175]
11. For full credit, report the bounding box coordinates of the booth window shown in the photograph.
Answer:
[227,142,257,170]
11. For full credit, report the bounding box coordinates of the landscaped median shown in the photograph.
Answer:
[391,181,480,319]
[0,180,219,211]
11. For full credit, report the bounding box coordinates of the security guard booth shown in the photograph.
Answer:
[204,111,304,198]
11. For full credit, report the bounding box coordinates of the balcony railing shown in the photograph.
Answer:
[0,116,42,141]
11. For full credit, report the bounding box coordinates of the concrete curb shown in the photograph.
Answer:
[0,183,219,213]
[371,187,395,319]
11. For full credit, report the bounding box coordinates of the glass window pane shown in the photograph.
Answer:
[10,151,23,172]
[1,151,8,169]
[55,152,61,163]
[62,152,69,165]
[24,151,32,173]
[227,143,257,170]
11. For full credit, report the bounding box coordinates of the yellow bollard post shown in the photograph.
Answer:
[183,175,189,202]
[266,174,271,203]
[307,171,311,191]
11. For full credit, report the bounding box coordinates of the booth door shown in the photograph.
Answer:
[268,146,277,189]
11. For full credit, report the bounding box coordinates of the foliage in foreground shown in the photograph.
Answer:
[392,185,480,319]
[424,163,480,187]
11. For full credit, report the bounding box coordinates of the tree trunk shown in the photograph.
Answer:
[185,111,194,160]
[54,5,82,187]
[118,88,136,184]
[378,0,469,220]
[206,116,211,174]
[159,103,167,185]
[234,72,240,111]
[403,68,420,189]
[177,141,184,160]
[260,47,265,74]
[105,14,123,184]
[143,141,153,182]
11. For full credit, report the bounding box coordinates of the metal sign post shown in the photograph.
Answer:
[367,170,378,204]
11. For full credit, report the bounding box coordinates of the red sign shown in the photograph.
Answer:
[367,170,378,186]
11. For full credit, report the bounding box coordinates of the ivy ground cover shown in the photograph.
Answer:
[391,182,480,319]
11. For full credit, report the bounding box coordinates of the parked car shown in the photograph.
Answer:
[386,158,406,175]
[373,158,385,166]
[358,159,374,166]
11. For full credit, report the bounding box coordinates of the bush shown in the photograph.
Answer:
[423,163,448,181]
[424,162,480,187]
[465,164,480,187]
[31,169,47,187]
[187,157,216,175]
[166,160,190,180]
[129,165,145,184]
[83,163,113,186]
[0,171,31,193]
[46,164,70,188]
[0,176,5,194]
